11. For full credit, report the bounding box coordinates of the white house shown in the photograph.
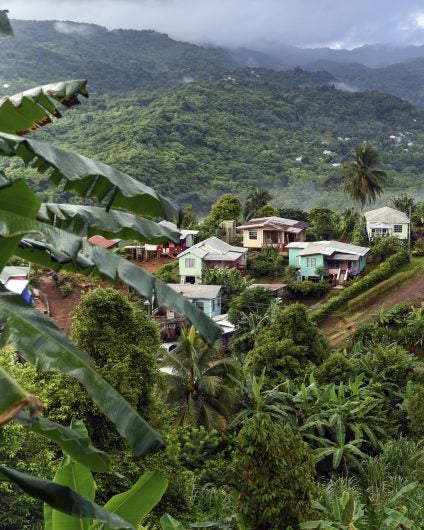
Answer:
[364,207,410,242]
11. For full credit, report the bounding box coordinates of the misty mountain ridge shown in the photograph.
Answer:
[232,41,424,69]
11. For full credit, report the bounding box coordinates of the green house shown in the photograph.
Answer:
[178,236,248,284]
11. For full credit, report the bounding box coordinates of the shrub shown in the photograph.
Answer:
[248,247,285,278]
[58,282,73,297]
[412,239,424,256]
[155,262,179,283]
[369,235,403,261]
[246,304,328,383]
[286,279,330,298]
[232,414,316,530]
[405,384,424,437]
[314,351,356,384]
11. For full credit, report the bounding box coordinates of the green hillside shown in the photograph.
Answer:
[0,19,237,95]
[19,78,423,212]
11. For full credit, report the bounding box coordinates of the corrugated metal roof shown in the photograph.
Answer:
[238,216,309,231]
[364,207,409,224]
[178,236,247,260]
[0,265,30,284]
[167,283,221,299]
[88,235,120,248]
[298,240,369,257]
[332,253,360,261]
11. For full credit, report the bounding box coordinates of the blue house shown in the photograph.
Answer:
[167,284,222,318]
[153,284,222,341]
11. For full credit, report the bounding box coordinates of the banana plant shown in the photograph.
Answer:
[300,490,365,529]
[0,9,219,524]
[43,420,168,530]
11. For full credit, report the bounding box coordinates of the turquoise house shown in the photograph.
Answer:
[286,241,369,284]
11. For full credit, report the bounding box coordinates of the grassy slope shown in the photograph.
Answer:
[320,257,424,345]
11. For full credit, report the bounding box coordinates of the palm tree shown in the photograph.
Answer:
[243,187,272,221]
[342,142,387,211]
[160,326,239,430]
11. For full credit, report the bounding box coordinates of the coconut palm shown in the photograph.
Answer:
[243,187,272,221]
[160,326,240,430]
[342,142,387,211]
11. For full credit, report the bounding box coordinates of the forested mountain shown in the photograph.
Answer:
[0,19,237,95]
[310,58,424,108]
[23,79,423,212]
[2,19,424,212]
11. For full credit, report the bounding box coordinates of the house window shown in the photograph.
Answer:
[306,258,316,268]
[394,225,403,233]
[194,301,204,312]
[211,299,215,311]
[185,258,196,268]
[248,230,258,240]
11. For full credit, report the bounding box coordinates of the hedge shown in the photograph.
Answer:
[286,280,330,298]
[312,250,409,321]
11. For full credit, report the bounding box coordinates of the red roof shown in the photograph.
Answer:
[87,235,119,249]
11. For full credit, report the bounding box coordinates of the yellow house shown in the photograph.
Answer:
[237,216,309,251]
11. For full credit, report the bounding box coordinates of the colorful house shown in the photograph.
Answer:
[158,220,198,254]
[286,241,369,283]
[237,216,309,251]
[364,207,410,242]
[178,236,248,284]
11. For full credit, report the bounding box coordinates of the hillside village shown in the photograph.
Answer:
[2,9,424,530]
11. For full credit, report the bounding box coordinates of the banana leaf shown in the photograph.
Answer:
[0,10,13,37]
[37,203,181,244]
[0,366,42,425]
[0,465,134,530]
[0,133,178,219]
[160,514,186,530]
[90,471,168,530]
[0,80,88,135]
[15,412,111,472]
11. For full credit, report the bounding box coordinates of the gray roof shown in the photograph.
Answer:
[0,266,30,284]
[298,240,369,258]
[237,216,309,231]
[167,283,221,300]
[332,253,360,261]
[364,207,409,224]
[178,236,247,260]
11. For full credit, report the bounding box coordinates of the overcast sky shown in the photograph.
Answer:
[6,0,424,50]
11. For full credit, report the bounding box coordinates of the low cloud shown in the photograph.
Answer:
[8,0,424,50]
[53,21,95,36]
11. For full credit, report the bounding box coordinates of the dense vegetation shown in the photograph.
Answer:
[2,13,424,530]
[19,81,423,212]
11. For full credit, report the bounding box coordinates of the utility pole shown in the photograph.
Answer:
[408,205,412,259]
